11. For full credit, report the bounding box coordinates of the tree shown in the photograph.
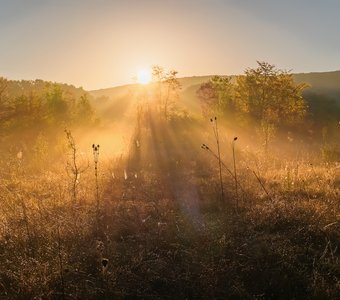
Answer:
[0,77,10,125]
[235,61,307,124]
[0,77,8,105]
[76,94,94,125]
[235,61,308,151]
[151,65,181,120]
[46,84,69,123]
[197,62,308,152]
[197,75,233,117]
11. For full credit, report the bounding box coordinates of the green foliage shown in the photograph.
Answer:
[235,61,308,126]
[197,75,233,117]
[76,94,94,125]
[0,78,98,163]
[46,84,69,123]
[197,61,308,128]
[0,77,10,132]
[198,61,309,152]
[0,77,9,106]
[0,78,96,131]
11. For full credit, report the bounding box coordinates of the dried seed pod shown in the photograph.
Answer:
[102,258,109,268]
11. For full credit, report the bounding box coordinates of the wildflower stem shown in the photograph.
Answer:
[212,117,225,205]
[202,144,247,195]
[232,138,239,211]
[92,144,100,234]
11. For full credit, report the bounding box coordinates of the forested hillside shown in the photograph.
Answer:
[0,78,97,163]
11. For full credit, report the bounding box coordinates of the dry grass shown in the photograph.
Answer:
[0,124,339,299]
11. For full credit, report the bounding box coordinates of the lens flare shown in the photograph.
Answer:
[137,68,152,84]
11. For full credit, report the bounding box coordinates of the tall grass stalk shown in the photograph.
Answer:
[211,117,224,205]
[250,168,273,202]
[201,143,247,195]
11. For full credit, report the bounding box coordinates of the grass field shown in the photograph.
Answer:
[0,117,339,299]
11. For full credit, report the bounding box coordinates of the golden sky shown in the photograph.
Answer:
[1,0,340,90]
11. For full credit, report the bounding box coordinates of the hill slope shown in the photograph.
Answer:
[89,71,340,118]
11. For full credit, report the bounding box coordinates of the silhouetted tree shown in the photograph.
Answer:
[151,65,181,120]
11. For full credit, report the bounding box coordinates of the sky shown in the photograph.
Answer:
[1,0,340,90]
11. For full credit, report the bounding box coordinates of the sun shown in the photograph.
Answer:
[137,68,152,84]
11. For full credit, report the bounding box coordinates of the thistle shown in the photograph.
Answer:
[92,144,100,202]
[102,258,109,268]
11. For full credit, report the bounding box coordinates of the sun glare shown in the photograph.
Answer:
[137,68,152,84]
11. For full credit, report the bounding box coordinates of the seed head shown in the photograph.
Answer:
[92,144,100,151]
[102,258,109,268]
[92,144,100,162]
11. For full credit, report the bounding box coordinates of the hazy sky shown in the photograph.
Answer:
[1,0,340,90]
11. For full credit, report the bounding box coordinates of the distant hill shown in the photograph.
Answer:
[293,71,340,100]
[89,71,340,118]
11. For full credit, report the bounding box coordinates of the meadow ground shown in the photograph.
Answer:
[0,121,339,299]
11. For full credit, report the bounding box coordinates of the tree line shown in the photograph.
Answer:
[0,78,97,164]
